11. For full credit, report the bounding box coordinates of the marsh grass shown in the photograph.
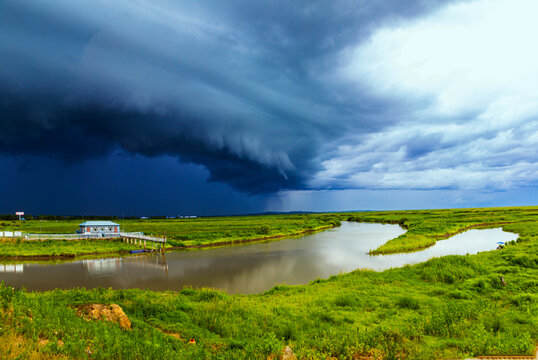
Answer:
[0,239,140,258]
[343,206,538,254]
[0,214,341,257]
[0,207,537,358]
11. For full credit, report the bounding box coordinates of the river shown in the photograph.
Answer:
[0,222,517,294]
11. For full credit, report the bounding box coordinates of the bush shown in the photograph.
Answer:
[510,293,537,306]
[396,296,420,310]
[0,282,15,310]
[418,256,482,283]
[196,289,224,301]
[255,225,271,235]
[334,294,358,307]
[506,254,538,269]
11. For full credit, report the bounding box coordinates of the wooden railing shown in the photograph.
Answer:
[120,233,166,243]
[21,232,145,241]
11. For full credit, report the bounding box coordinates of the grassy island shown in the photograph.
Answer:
[0,207,537,359]
[344,206,537,254]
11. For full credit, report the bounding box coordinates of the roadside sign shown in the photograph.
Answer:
[16,212,24,215]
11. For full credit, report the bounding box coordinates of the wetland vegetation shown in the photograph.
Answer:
[0,214,341,258]
[0,207,537,359]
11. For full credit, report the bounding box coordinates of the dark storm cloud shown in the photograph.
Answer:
[0,0,459,193]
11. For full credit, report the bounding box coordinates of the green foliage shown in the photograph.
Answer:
[0,239,141,258]
[255,225,271,235]
[417,255,483,284]
[347,206,538,254]
[334,293,359,307]
[0,281,14,310]
[0,214,340,258]
[0,207,537,358]
[396,296,420,310]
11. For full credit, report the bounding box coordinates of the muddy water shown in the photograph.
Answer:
[0,222,517,294]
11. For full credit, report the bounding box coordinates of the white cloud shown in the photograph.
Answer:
[312,120,538,190]
[316,0,538,191]
[340,0,538,117]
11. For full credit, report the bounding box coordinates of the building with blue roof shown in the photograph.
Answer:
[78,221,120,235]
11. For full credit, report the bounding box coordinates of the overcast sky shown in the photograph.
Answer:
[1,0,537,215]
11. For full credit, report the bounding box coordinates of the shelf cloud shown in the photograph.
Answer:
[2,0,537,201]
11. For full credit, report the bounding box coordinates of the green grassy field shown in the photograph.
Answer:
[0,207,537,359]
[0,214,341,258]
[2,207,537,258]
[0,239,143,258]
[343,206,538,254]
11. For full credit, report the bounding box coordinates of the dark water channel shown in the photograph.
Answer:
[0,222,517,294]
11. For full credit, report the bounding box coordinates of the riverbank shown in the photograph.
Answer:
[0,208,536,359]
[0,239,140,259]
[0,214,341,259]
[344,206,538,254]
[0,225,336,260]
[367,221,520,255]
[166,224,335,251]
[2,207,537,259]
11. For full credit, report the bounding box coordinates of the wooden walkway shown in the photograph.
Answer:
[21,232,167,252]
[120,232,166,253]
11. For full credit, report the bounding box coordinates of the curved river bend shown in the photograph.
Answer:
[0,222,517,294]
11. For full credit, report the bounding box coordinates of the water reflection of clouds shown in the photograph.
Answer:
[0,264,24,273]
[317,224,406,271]
[273,224,516,273]
[198,256,302,294]
[158,250,302,293]
[364,228,518,270]
[0,224,518,293]
[83,258,122,275]
[83,255,168,276]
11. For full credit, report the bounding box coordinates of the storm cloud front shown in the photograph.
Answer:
[1,0,538,214]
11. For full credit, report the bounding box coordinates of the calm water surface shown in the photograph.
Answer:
[0,222,517,294]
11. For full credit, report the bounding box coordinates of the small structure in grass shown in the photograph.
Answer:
[78,221,120,235]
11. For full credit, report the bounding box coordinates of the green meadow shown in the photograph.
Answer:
[0,207,537,359]
[343,206,538,254]
[0,214,340,258]
[2,207,536,258]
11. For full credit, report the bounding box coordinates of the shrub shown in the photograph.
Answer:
[0,282,15,310]
[255,225,271,235]
[334,294,358,307]
[396,296,420,310]
[418,256,482,283]
[196,289,224,302]
[510,293,537,306]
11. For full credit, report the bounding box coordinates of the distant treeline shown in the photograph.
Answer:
[0,215,141,221]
